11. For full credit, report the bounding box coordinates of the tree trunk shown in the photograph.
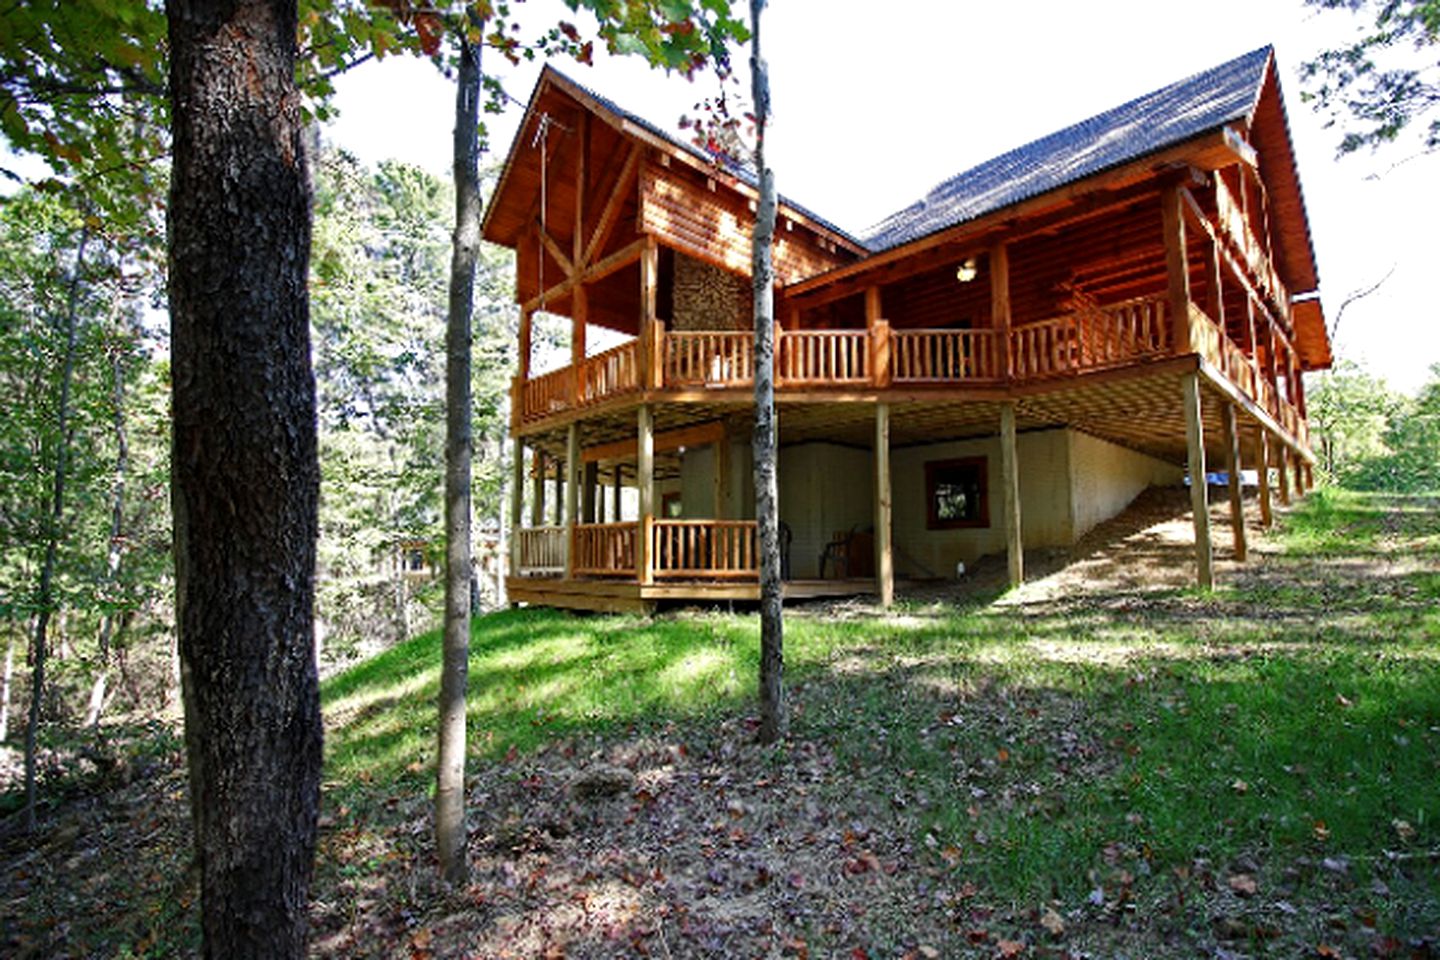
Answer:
[87,347,130,729]
[25,225,88,830]
[436,34,481,886]
[750,0,786,745]
[166,2,322,955]
[0,626,14,742]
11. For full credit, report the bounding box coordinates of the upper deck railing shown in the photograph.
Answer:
[512,293,1304,446]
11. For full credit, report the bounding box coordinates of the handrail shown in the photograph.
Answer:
[571,522,639,577]
[777,329,870,385]
[664,330,753,387]
[577,339,641,406]
[516,526,566,576]
[892,328,1002,382]
[650,519,758,580]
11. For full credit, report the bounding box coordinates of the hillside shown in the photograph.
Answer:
[5,488,1438,958]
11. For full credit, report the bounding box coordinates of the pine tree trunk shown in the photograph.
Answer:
[750,0,786,745]
[436,34,481,886]
[24,225,88,830]
[87,349,130,729]
[166,1,322,955]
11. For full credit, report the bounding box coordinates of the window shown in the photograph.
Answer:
[925,457,989,529]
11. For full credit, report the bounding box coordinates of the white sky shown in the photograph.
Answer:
[329,0,1440,394]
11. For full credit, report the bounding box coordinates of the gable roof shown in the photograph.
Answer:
[862,46,1274,252]
[481,64,866,253]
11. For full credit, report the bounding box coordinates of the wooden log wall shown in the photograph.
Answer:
[640,158,857,287]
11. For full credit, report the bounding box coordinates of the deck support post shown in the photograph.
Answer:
[1181,371,1214,589]
[991,243,1012,379]
[714,425,731,519]
[1162,186,1195,354]
[582,460,599,524]
[1292,448,1306,500]
[1000,401,1024,587]
[531,451,545,528]
[564,422,580,579]
[510,438,524,586]
[1303,462,1314,493]
[1284,437,1296,506]
[552,462,564,526]
[613,463,625,522]
[874,402,894,607]
[1222,403,1247,562]
[637,404,654,586]
[1257,430,1273,528]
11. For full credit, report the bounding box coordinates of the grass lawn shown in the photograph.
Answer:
[312,488,1440,958]
[3,489,1436,958]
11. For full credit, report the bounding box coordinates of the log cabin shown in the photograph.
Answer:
[487,46,1329,614]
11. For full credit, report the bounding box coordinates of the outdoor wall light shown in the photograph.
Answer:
[955,258,979,283]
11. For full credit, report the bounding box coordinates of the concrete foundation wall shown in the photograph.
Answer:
[777,443,874,579]
[1067,432,1183,540]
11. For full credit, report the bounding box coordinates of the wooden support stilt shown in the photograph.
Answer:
[874,402,894,607]
[1257,431,1273,528]
[1222,404,1247,562]
[582,460,599,524]
[1303,462,1314,493]
[1284,440,1296,506]
[564,423,579,579]
[1292,448,1306,500]
[1000,401,1024,587]
[510,439,524,580]
[531,451,545,527]
[552,465,564,526]
[714,426,731,520]
[613,463,624,523]
[1181,371,1214,589]
[637,404,654,585]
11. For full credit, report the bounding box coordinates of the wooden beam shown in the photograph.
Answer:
[571,284,588,383]
[574,111,587,268]
[531,451,545,527]
[637,404,654,586]
[564,422,579,578]
[582,420,726,463]
[640,236,659,389]
[538,225,575,279]
[584,144,640,267]
[1162,186,1194,355]
[1222,403,1247,562]
[1257,429,1273,528]
[874,402,894,607]
[519,236,648,315]
[1181,371,1214,589]
[990,242,1012,379]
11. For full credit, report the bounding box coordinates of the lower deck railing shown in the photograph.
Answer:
[515,519,760,581]
[651,520,758,579]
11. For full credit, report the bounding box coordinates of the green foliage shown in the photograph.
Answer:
[1302,0,1440,153]
[0,187,170,719]
[1347,363,1440,491]
[309,147,515,667]
[1308,360,1440,492]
